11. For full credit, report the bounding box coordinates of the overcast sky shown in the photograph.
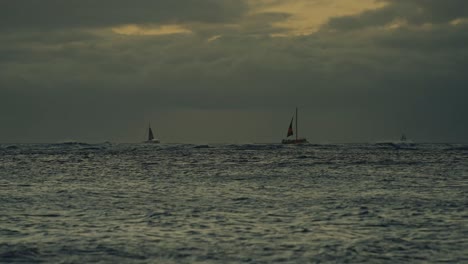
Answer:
[1,0,467,143]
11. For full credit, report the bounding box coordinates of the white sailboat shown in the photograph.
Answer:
[282,107,308,144]
[144,123,160,144]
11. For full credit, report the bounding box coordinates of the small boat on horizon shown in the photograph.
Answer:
[375,133,415,148]
[144,123,160,144]
[397,133,415,146]
[282,107,308,144]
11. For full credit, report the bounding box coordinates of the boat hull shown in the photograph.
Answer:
[282,138,308,144]
[144,140,160,144]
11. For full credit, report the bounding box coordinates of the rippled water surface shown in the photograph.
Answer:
[1,143,467,263]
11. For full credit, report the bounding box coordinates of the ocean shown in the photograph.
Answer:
[0,143,467,263]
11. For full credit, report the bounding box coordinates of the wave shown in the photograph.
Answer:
[4,145,19,150]
[53,141,91,146]
[0,244,39,262]
[193,144,211,149]
[444,145,468,151]
[225,144,284,151]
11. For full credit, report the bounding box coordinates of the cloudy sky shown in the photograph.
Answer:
[1,0,467,143]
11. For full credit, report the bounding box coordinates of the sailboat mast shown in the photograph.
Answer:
[296,107,298,140]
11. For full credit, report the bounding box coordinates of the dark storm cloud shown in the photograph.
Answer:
[0,0,467,143]
[0,0,248,30]
[313,0,468,142]
[326,0,468,31]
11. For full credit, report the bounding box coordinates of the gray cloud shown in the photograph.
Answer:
[0,0,467,143]
[325,0,468,31]
[0,0,248,30]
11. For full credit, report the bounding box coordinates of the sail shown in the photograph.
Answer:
[287,117,294,137]
[148,127,154,141]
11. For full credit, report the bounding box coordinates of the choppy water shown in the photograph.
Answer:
[0,143,467,263]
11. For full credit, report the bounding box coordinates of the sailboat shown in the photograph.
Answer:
[400,134,407,142]
[376,133,414,148]
[144,123,160,144]
[282,107,308,144]
[397,133,414,147]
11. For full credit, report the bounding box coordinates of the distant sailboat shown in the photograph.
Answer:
[282,107,308,144]
[144,123,160,144]
[398,133,414,146]
[376,133,414,148]
[400,134,407,142]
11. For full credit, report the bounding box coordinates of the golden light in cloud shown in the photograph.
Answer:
[207,35,222,43]
[249,0,388,36]
[450,18,468,26]
[386,18,408,30]
[112,24,192,36]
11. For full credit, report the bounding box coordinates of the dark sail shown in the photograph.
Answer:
[148,127,154,141]
[281,107,308,144]
[287,117,294,137]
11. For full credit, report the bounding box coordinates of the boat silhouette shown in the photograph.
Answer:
[282,107,308,144]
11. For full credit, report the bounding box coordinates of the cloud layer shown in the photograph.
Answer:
[0,0,248,30]
[1,0,467,143]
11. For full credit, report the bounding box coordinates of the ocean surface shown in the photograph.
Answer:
[0,143,467,263]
